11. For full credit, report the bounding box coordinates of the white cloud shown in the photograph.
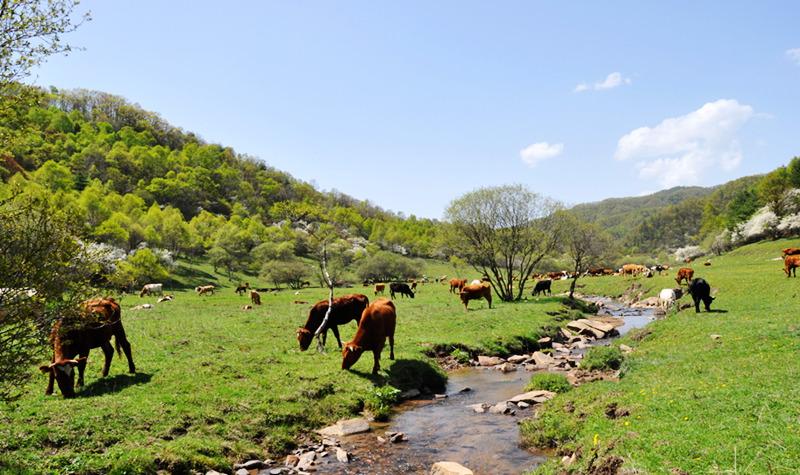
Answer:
[614,99,754,188]
[574,72,631,92]
[787,48,800,65]
[520,142,564,167]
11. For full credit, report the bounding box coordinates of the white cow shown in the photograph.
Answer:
[658,288,683,310]
[139,283,163,297]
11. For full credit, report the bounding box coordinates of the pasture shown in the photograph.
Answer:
[526,238,800,474]
[0,261,568,474]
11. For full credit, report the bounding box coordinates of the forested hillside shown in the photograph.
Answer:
[0,87,443,286]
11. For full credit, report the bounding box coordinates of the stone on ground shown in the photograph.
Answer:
[431,461,474,475]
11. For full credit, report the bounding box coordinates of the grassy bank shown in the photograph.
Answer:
[0,260,568,474]
[524,239,800,474]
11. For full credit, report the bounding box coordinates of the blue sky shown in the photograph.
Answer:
[31,1,800,219]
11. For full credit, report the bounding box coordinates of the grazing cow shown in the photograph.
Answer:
[782,247,800,257]
[704,260,712,266]
[459,283,492,310]
[235,283,250,295]
[40,298,135,398]
[658,288,683,310]
[242,305,252,311]
[342,299,396,374]
[532,279,552,297]
[784,255,800,277]
[157,295,173,303]
[684,257,694,264]
[675,267,694,285]
[297,294,369,351]
[449,278,467,294]
[374,283,386,296]
[250,290,261,305]
[651,264,669,275]
[687,278,714,313]
[195,285,215,296]
[621,264,647,277]
[390,282,415,299]
[547,271,566,280]
[139,283,163,297]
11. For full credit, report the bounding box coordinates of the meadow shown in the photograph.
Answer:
[0,261,570,474]
[526,238,800,474]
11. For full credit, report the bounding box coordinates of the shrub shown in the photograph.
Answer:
[363,386,401,421]
[450,348,471,364]
[525,373,572,393]
[581,346,623,371]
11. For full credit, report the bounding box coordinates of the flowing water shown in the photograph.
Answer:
[313,298,657,475]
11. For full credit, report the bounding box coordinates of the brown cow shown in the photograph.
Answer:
[621,264,646,277]
[459,283,492,310]
[235,282,250,295]
[782,247,800,257]
[410,281,417,291]
[784,255,800,277]
[675,267,694,285]
[449,278,467,294]
[342,298,396,374]
[250,290,261,305]
[297,294,369,351]
[40,298,135,398]
[374,283,385,296]
[195,285,215,296]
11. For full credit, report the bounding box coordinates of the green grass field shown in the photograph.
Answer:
[0,260,569,474]
[525,238,800,474]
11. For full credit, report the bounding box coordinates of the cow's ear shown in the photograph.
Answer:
[39,364,52,373]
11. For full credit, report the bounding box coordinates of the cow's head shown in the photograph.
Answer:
[408,290,415,299]
[341,343,363,370]
[296,327,313,351]
[40,357,86,398]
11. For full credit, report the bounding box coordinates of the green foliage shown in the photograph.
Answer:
[0,195,94,401]
[581,346,623,371]
[758,166,792,216]
[110,248,169,288]
[450,348,471,364]
[525,372,572,393]
[355,251,422,282]
[260,259,312,289]
[363,386,401,422]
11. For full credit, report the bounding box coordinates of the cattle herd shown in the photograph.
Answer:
[31,245,800,398]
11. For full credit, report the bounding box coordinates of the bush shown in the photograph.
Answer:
[525,373,572,393]
[450,348,471,364]
[363,385,401,422]
[260,259,312,289]
[581,346,623,371]
[356,251,422,282]
[110,248,169,289]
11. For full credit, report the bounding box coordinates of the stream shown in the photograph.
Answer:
[313,297,658,475]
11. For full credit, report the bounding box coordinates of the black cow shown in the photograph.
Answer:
[531,279,552,297]
[687,278,714,313]
[389,282,415,299]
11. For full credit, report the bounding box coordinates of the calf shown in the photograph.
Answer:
[784,255,800,277]
[687,278,714,313]
[342,299,396,374]
[449,278,467,294]
[139,283,162,297]
[675,267,694,285]
[459,283,492,310]
[374,283,386,296]
[297,294,369,351]
[250,290,261,305]
[235,283,250,295]
[531,279,552,297]
[40,298,135,398]
[195,285,215,296]
[390,282,415,299]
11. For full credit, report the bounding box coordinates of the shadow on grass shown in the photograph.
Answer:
[80,372,153,397]
[347,358,447,394]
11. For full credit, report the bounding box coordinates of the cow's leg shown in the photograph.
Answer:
[77,351,89,387]
[100,341,114,377]
[331,325,343,349]
[704,297,712,312]
[372,350,382,374]
[694,298,700,313]
[116,328,136,373]
[45,356,55,395]
[389,335,395,360]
